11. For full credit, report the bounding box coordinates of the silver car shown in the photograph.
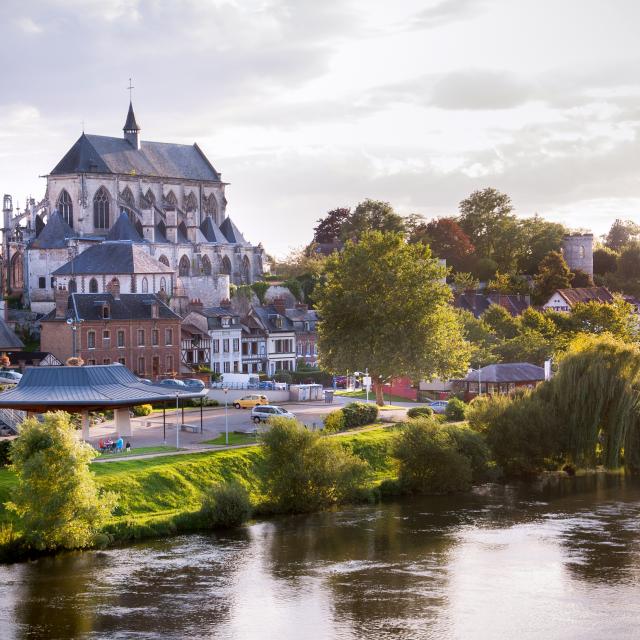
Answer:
[428,400,449,414]
[251,405,295,424]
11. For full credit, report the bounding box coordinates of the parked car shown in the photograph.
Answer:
[182,378,205,391]
[258,381,275,390]
[159,378,187,389]
[334,376,347,389]
[251,405,295,424]
[137,377,152,385]
[428,400,449,414]
[0,371,22,385]
[234,394,269,409]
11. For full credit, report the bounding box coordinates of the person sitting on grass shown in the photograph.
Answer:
[125,441,131,453]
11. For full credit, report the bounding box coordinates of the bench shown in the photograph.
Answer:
[180,424,199,433]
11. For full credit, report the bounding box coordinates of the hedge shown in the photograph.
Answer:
[407,406,434,419]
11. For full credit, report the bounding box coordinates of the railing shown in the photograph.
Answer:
[0,408,27,433]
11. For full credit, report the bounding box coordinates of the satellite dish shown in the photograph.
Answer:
[66,318,73,325]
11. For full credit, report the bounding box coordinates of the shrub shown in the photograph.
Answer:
[445,397,466,422]
[0,439,12,467]
[323,409,346,433]
[407,406,433,419]
[273,370,293,384]
[132,404,153,417]
[260,417,369,512]
[394,419,472,494]
[440,423,490,482]
[200,482,252,529]
[342,402,379,428]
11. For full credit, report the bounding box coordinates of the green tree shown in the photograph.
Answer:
[570,297,637,341]
[486,272,531,295]
[312,207,351,244]
[571,268,594,288]
[516,216,567,275]
[452,271,480,292]
[316,232,470,404]
[457,309,499,368]
[494,329,553,365]
[340,199,406,242]
[533,250,573,303]
[482,304,520,339]
[605,219,640,252]
[7,412,115,550]
[593,247,618,276]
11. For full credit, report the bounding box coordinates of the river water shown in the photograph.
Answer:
[1,474,640,639]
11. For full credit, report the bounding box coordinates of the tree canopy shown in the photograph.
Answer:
[533,250,573,303]
[409,217,475,271]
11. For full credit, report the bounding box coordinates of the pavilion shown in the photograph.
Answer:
[0,364,208,439]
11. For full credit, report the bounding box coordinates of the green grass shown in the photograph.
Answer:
[335,390,417,403]
[201,433,258,446]
[97,446,177,459]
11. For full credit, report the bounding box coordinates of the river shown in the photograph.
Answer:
[1,474,640,639]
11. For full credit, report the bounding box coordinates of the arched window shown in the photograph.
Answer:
[144,188,156,208]
[185,192,197,212]
[579,245,585,259]
[158,255,170,267]
[221,255,232,276]
[93,187,110,229]
[179,255,190,277]
[241,255,251,283]
[56,189,73,227]
[121,186,135,207]
[68,278,77,293]
[89,278,99,293]
[203,193,217,217]
[141,277,148,293]
[10,253,23,289]
[165,190,178,208]
[202,255,212,275]
[159,276,166,292]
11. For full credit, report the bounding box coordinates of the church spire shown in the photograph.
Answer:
[123,79,141,149]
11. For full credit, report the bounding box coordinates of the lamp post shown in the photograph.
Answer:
[66,317,84,358]
[223,387,229,445]
[175,392,180,449]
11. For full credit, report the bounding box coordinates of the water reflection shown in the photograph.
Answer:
[1,476,640,639]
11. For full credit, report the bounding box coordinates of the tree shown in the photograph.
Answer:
[482,304,520,340]
[312,207,351,244]
[486,272,531,295]
[7,412,115,550]
[570,297,637,341]
[571,268,594,288]
[617,241,640,280]
[494,329,553,365]
[457,309,499,369]
[452,272,479,292]
[533,251,573,304]
[593,247,618,276]
[409,217,475,271]
[516,215,567,275]
[340,199,406,241]
[605,219,640,252]
[316,231,470,405]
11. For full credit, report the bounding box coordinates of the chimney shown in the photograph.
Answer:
[107,278,120,300]
[273,297,286,315]
[188,298,204,313]
[55,286,69,319]
[295,302,308,311]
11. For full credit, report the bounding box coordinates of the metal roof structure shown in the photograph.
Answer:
[462,363,545,384]
[0,364,206,412]
[220,217,248,244]
[106,211,145,242]
[29,211,77,249]
[199,216,227,243]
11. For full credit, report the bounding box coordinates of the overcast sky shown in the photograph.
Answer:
[1,0,639,256]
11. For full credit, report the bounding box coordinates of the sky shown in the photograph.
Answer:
[1,0,640,256]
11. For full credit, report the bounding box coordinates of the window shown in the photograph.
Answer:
[166,355,174,373]
[159,277,167,292]
[102,330,110,344]
[103,358,111,365]
[233,338,239,352]
[165,328,173,345]
[151,303,158,319]
[102,305,109,319]
[87,358,96,366]
[118,357,126,365]
[185,192,197,212]
[137,356,145,374]
[201,255,212,276]
[56,189,73,227]
[579,245,585,259]
[223,339,229,353]
[221,317,230,328]
[242,342,249,356]
[223,361,230,373]
[152,329,159,346]
[212,339,219,353]
[203,193,217,216]
[50,278,55,289]
[93,186,110,229]
[159,255,170,267]
[221,256,231,275]
[87,331,96,349]
[141,277,148,293]
[178,255,190,277]
[117,330,125,347]
[137,329,145,346]
[68,279,77,293]
[89,278,98,293]
[38,277,46,289]
[213,362,220,374]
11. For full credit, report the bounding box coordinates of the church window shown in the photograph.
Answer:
[159,277,166,292]
[10,253,23,290]
[159,255,170,267]
[179,255,190,277]
[144,188,156,207]
[68,278,77,293]
[56,189,73,227]
[241,255,251,283]
[165,190,178,208]
[203,193,217,217]
[221,255,232,276]
[89,278,99,293]
[121,186,135,206]
[579,245,585,259]
[93,187,110,229]
[141,277,148,293]
[202,255,212,276]
[185,192,197,212]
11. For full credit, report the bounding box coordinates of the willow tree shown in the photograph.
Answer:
[316,231,470,405]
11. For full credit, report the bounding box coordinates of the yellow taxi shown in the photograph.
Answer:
[233,394,269,409]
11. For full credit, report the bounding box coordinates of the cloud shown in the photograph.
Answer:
[405,0,487,30]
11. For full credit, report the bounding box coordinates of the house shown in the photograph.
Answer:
[240,313,267,374]
[3,351,62,371]
[542,287,614,313]
[455,362,546,400]
[454,292,530,318]
[180,321,212,372]
[249,300,297,375]
[283,303,319,367]
[41,281,181,378]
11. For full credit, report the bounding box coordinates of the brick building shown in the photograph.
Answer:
[41,282,181,379]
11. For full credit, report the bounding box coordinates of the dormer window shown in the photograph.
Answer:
[275,316,283,329]
[221,316,230,328]
[102,304,110,319]
[151,303,159,319]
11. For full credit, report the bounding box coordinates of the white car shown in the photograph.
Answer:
[0,371,22,385]
[428,400,448,414]
[251,405,295,424]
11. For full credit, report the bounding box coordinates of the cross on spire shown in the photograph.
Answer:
[127,78,134,101]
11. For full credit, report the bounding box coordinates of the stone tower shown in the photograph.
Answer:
[562,233,593,278]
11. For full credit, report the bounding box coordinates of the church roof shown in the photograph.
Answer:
[50,133,220,182]
[200,216,227,243]
[123,101,140,132]
[52,241,174,276]
[220,217,248,244]
[106,211,145,242]
[0,319,25,350]
[29,211,77,249]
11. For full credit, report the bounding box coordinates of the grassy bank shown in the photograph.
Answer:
[335,389,417,404]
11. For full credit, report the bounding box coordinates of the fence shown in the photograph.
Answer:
[0,408,27,433]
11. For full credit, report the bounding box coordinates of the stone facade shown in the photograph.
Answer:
[562,233,593,277]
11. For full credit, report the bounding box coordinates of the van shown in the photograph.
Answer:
[219,373,261,388]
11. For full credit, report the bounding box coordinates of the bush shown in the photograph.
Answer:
[260,417,369,513]
[407,406,433,419]
[200,482,252,529]
[273,370,293,384]
[394,418,472,494]
[445,397,466,422]
[440,423,490,482]
[0,439,12,467]
[132,404,153,417]
[323,409,346,433]
[342,402,379,428]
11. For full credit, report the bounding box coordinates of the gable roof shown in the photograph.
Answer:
[553,287,614,307]
[220,217,248,244]
[462,363,545,383]
[454,292,530,319]
[0,319,25,350]
[252,305,294,333]
[29,211,77,249]
[199,216,227,243]
[52,241,174,276]
[50,133,220,182]
[106,211,145,242]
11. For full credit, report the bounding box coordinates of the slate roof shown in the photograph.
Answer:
[454,293,530,319]
[0,319,25,350]
[220,217,248,244]
[0,364,206,410]
[283,307,319,329]
[106,212,145,242]
[553,287,614,307]
[195,306,241,330]
[29,211,77,249]
[50,133,220,182]
[462,363,545,384]
[123,101,140,131]
[200,216,227,243]
[52,241,174,275]
[252,305,295,333]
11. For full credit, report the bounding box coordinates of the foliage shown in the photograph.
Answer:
[457,309,499,368]
[571,297,637,341]
[251,281,270,305]
[316,231,470,405]
[393,419,472,493]
[605,219,640,252]
[6,412,115,550]
[406,406,434,419]
[199,482,252,529]
[0,440,12,467]
[283,278,303,302]
[313,207,352,244]
[571,268,594,288]
[494,329,553,365]
[486,272,531,295]
[273,370,292,384]
[452,271,479,292]
[482,304,520,339]
[533,250,573,303]
[341,402,379,428]
[410,217,475,271]
[132,404,153,417]
[516,215,566,275]
[445,397,466,421]
[323,409,346,433]
[259,418,369,512]
[340,199,406,242]
[593,247,618,275]
[440,422,490,481]
[474,257,499,281]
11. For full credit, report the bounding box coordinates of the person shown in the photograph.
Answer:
[125,441,131,453]
[116,436,124,452]
[98,438,105,452]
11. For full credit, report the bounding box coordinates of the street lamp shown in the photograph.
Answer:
[66,316,84,358]
[175,392,180,449]
[223,387,229,445]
